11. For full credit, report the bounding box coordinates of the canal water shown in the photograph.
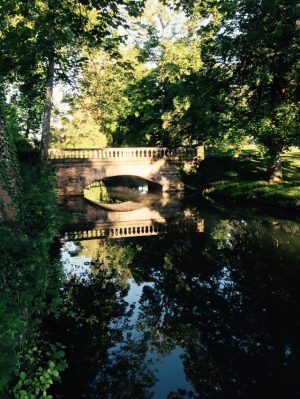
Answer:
[49,191,300,399]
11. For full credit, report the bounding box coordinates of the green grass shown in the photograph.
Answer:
[196,145,300,211]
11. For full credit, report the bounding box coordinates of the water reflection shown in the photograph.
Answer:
[61,193,204,241]
[51,196,300,398]
[83,176,162,210]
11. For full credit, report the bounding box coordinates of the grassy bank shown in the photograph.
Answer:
[193,146,300,211]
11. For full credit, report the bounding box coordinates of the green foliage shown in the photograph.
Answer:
[0,0,146,151]
[12,343,67,399]
[52,108,108,149]
[52,46,146,147]
[0,95,21,220]
[214,0,300,175]
[0,159,65,397]
[113,1,238,148]
[198,146,300,210]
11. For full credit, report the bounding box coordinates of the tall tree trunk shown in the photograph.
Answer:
[41,56,54,158]
[267,151,283,183]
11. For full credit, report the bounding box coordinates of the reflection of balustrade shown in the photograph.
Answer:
[63,219,204,241]
[48,147,199,161]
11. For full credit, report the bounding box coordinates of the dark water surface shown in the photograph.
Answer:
[47,193,300,399]
[2,191,300,398]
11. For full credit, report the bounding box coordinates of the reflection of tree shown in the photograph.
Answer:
[45,241,155,399]
[126,221,300,398]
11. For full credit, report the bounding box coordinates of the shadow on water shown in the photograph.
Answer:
[41,191,300,399]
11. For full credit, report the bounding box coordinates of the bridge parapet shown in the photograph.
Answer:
[48,146,202,161]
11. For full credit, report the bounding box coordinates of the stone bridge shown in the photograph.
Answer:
[48,146,204,196]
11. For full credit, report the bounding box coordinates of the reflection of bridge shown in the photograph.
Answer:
[49,146,204,196]
[60,195,204,241]
[63,218,205,241]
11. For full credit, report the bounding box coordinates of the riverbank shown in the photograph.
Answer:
[190,146,300,212]
[0,155,66,397]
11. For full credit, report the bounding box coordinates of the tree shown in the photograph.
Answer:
[114,2,205,147]
[215,0,300,181]
[52,46,146,148]
[0,0,146,156]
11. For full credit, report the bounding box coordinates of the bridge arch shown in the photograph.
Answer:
[98,175,163,191]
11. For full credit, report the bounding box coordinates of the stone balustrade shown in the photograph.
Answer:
[48,147,200,161]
